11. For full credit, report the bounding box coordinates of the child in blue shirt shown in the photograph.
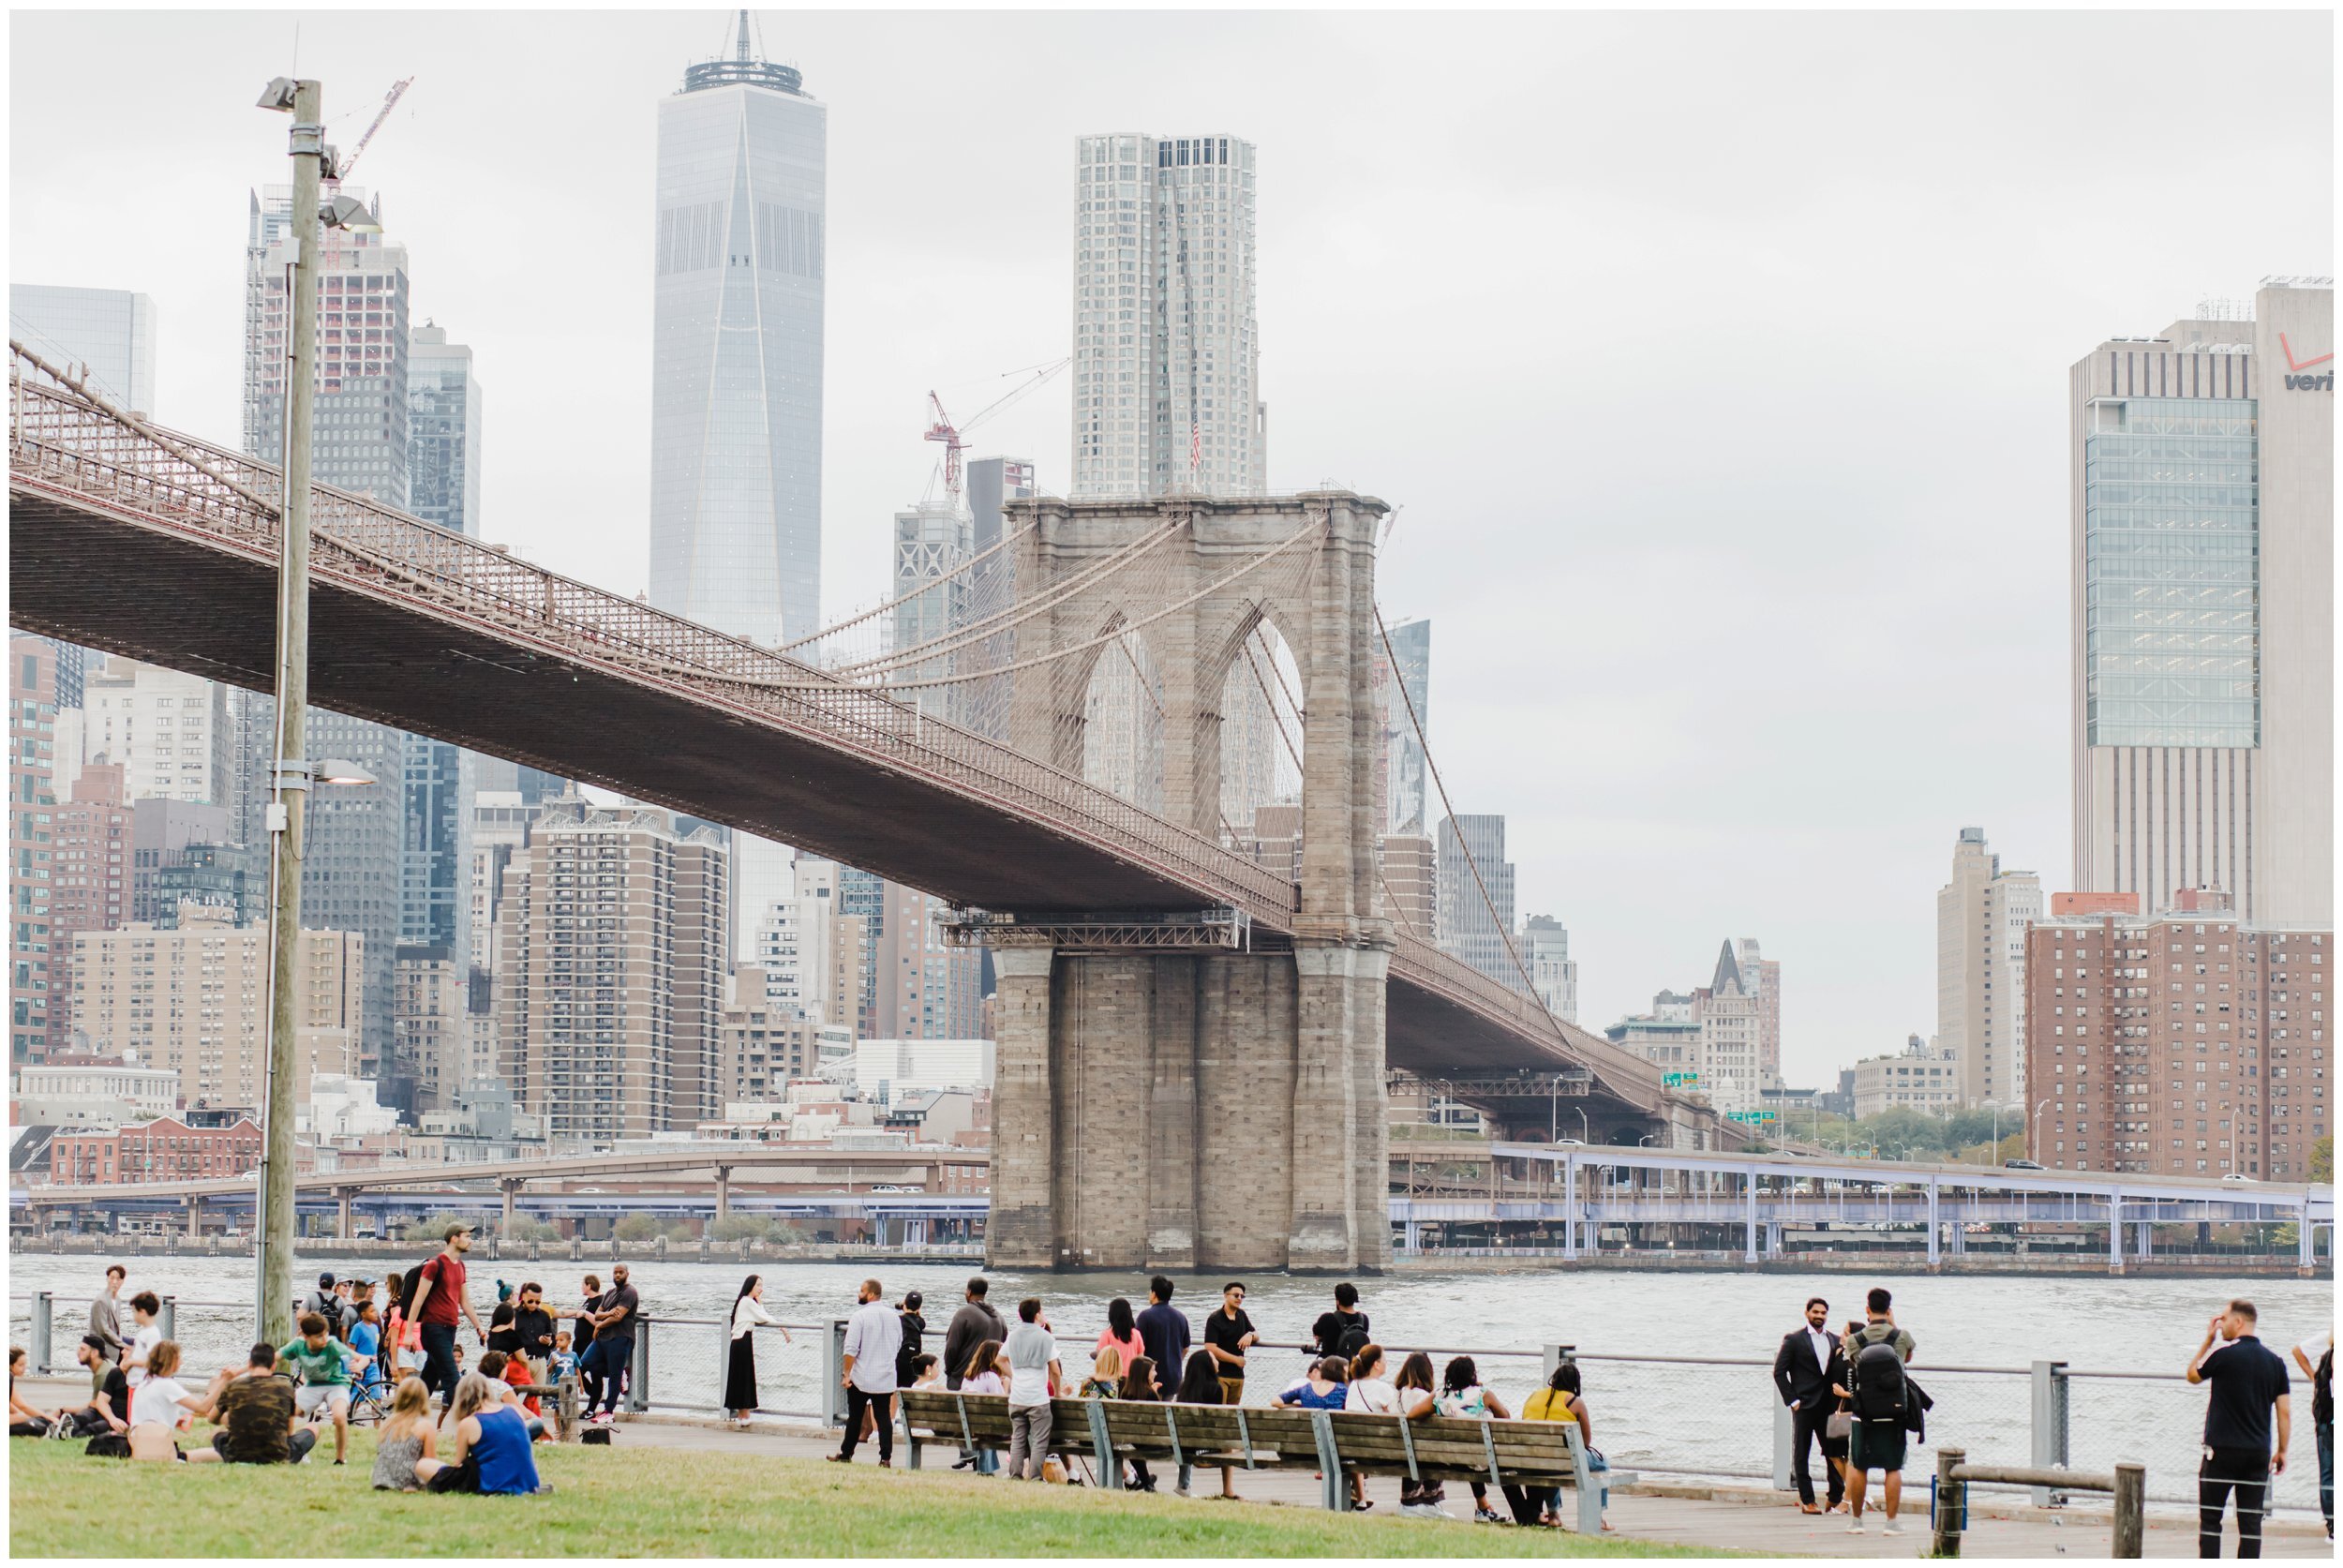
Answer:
[549,1332,580,1383]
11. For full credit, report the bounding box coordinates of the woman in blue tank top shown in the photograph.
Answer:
[420,1375,543,1495]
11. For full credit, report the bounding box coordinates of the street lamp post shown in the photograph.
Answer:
[2030,1099,2054,1164]
[250,76,380,1344]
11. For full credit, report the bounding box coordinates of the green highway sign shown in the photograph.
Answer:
[1725,1110,1779,1123]
[1663,1071,1700,1086]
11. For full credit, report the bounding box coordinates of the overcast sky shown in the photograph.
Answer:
[10,8,2333,1084]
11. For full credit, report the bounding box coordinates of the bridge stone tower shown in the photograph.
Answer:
[986,492,1395,1273]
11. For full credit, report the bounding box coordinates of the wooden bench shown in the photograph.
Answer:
[893,1391,1633,1531]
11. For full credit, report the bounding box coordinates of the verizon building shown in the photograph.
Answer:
[2067,279,2334,927]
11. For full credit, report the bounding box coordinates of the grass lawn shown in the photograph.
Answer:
[8,1428,1733,1558]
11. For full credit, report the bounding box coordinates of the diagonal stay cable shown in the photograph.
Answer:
[779,514,1042,656]
[1375,605,1568,1051]
[1241,626,1425,943]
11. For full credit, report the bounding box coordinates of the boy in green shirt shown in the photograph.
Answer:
[279,1312,364,1464]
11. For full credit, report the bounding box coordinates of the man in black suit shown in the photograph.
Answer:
[1774,1294,1849,1514]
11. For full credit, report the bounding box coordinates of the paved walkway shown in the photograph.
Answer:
[610,1412,2328,1560]
[18,1373,2323,1558]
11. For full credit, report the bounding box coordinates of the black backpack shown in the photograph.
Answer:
[1851,1334,1907,1424]
[1336,1322,1372,1361]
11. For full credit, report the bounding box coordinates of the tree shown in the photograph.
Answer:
[2313,1136,2334,1186]
[612,1214,663,1243]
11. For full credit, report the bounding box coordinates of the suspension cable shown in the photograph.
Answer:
[1375,605,1568,1047]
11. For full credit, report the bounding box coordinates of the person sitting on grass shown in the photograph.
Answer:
[414,1372,546,1495]
[59,1336,131,1438]
[127,1341,218,1462]
[476,1351,549,1441]
[370,1377,438,1491]
[208,1341,320,1466]
[10,1346,52,1436]
[279,1311,363,1465]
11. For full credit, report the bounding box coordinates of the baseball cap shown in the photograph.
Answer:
[317,1272,336,1288]
[443,1221,473,1241]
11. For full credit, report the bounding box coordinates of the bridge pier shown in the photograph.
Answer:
[988,940,1393,1275]
[713,1167,731,1222]
[500,1178,520,1233]
[185,1197,201,1239]
[336,1189,355,1239]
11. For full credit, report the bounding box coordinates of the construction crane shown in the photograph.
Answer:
[923,357,1068,506]
[327,76,414,187]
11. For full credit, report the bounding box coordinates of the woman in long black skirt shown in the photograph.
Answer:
[725,1275,789,1427]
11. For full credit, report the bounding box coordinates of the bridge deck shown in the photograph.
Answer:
[8,364,1669,1113]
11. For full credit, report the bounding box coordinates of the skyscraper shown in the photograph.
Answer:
[407,321,483,538]
[2068,279,2334,927]
[8,284,157,412]
[1937,826,2041,1106]
[1071,132,1263,500]
[1520,914,1577,1023]
[10,638,63,1066]
[498,799,727,1142]
[245,186,410,507]
[649,13,827,646]
[1436,814,1517,985]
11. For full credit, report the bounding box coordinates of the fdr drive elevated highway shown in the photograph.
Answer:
[19,1142,2326,1275]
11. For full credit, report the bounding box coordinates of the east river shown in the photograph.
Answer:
[10,1254,2328,1513]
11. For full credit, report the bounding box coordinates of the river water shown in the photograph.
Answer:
[10,1253,2326,1514]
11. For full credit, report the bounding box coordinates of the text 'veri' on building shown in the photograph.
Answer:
[1072,133,1263,500]
[2069,279,2334,928]
[649,12,826,646]
[1937,826,2040,1107]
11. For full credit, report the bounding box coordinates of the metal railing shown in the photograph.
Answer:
[11,1292,2314,1517]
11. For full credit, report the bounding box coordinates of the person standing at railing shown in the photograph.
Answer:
[87,1264,127,1394]
[1201,1282,1258,1406]
[894,1292,928,1396]
[1311,1282,1371,1363]
[567,1274,604,1409]
[580,1264,641,1427]
[1841,1287,1917,1538]
[1136,1277,1191,1394]
[1096,1297,1144,1381]
[123,1292,163,1388]
[829,1277,902,1468]
[943,1277,1005,1395]
[1774,1294,1849,1516]
[724,1275,789,1429]
[2188,1298,2291,1560]
[2291,1323,2332,1541]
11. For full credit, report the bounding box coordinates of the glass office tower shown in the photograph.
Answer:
[649,15,827,647]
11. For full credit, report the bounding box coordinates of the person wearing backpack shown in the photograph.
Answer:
[1840,1287,1917,1537]
[1311,1283,1370,1362]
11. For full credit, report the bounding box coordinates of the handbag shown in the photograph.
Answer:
[1825,1411,1852,1441]
[1040,1456,1068,1485]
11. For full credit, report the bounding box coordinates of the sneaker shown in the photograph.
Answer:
[1844,1521,1867,1535]
[1474,1507,1506,1525]
[1882,1521,1905,1536]
[1400,1502,1450,1519]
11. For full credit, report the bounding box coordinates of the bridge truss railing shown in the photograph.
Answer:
[11,352,1684,1106]
[7,354,1298,930]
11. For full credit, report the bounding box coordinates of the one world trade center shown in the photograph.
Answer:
[649,12,825,646]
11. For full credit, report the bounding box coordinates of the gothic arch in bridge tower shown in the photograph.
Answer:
[991,492,1398,1273]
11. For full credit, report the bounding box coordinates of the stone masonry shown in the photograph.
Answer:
[989,493,1395,1272]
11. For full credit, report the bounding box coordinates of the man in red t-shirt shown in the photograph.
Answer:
[404,1222,485,1416]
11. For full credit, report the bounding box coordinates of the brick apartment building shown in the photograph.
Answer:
[51,1113,261,1186]
[2025,891,2329,1179]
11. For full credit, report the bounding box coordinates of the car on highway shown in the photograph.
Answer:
[2219,1172,2258,1184]
[2003,1158,2046,1171]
